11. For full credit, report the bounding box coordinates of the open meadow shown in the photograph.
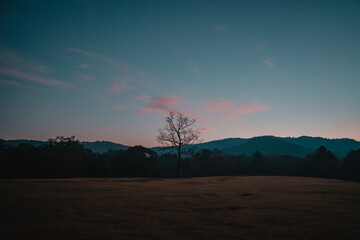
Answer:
[1,176,360,240]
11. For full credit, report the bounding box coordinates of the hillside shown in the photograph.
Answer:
[194,138,248,150]
[5,139,48,148]
[82,141,128,152]
[221,136,313,157]
[5,139,129,153]
[5,136,360,156]
[282,136,360,156]
[192,136,360,157]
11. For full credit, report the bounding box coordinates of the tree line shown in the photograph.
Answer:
[0,138,359,181]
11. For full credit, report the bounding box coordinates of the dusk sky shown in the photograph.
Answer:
[0,0,359,147]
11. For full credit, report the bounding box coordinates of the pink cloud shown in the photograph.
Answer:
[174,46,181,53]
[263,58,274,68]
[140,96,181,116]
[0,49,48,73]
[135,95,150,101]
[214,24,228,31]
[66,47,156,86]
[187,59,201,74]
[97,96,106,102]
[238,102,269,113]
[109,84,119,93]
[254,44,266,52]
[0,49,69,88]
[77,63,90,69]
[108,76,140,93]
[114,106,128,110]
[122,76,138,82]
[66,47,130,72]
[0,67,71,87]
[76,74,94,83]
[197,128,215,132]
[204,97,269,120]
[66,47,97,57]
[140,111,150,117]
[108,82,132,93]
[0,79,29,88]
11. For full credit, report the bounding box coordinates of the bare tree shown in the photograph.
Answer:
[157,112,201,177]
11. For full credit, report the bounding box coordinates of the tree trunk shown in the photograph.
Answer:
[177,150,182,178]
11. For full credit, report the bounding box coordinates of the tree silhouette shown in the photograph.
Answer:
[344,149,360,180]
[48,136,84,178]
[308,146,338,178]
[0,139,5,152]
[252,151,265,174]
[157,112,201,177]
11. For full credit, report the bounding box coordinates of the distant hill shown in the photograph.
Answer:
[5,140,129,153]
[189,136,360,157]
[151,138,248,154]
[194,138,248,150]
[281,136,360,156]
[5,136,360,157]
[5,140,48,148]
[221,136,313,157]
[82,141,128,153]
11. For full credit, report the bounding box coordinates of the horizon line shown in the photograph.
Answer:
[3,134,360,148]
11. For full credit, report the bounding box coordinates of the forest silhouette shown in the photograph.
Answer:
[1,137,359,181]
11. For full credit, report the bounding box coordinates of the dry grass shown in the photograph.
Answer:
[1,176,359,240]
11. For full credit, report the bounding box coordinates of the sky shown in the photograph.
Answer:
[0,0,359,147]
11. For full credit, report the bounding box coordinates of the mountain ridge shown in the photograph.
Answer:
[4,136,360,156]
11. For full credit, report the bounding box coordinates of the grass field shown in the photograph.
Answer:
[1,176,360,240]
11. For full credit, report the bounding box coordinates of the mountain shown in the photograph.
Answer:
[151,138,248,154]
[5,136,360,157]
[281,136,360,156]
[5,139,47,148]
[190,136,360,157]
[194,138,248,150]
[82,141,128,153]
[5,140,129,153]
[220,136,313,157]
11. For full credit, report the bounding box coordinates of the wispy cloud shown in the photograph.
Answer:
[114,106,128,110]
[140,96,181,116]
[122,76,140,83]
[254,44,266,52]
[66,47,97,57]
[108,76,138,93]
[76,74,95,83]
[66,47,157,93]
[0,66,71,87]
[77,63,90,69]
[108,82,131,93]
[263,58,274,68]
[214,24,228,31]
[174,46,181,53]
[204,97,269,120]
[197,128,215,132]
[0,79,30,88]
[67,47,130,72]
[0,49,70,88]
[66,47,156,81]
[187,59,201,74]
[0,49,48,73]
[237,102,269,113]
[135,95,150,101]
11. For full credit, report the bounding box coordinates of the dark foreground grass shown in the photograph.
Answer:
[0,176,359,240]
